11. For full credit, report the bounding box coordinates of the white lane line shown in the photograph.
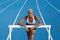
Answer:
[45,0,60,13]
[13,0,28,25]
[36,0,46,25]
[36,0,53,40]
[0,0,18,13]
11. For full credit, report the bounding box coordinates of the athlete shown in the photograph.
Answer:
[18,9,42,40]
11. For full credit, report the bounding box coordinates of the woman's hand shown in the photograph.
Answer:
[36,24,42,27]
[18,24,24,28]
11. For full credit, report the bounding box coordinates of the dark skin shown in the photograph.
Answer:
[18,9,42,40]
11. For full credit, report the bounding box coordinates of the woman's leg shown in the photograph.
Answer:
[26,28,32,40]
[26,27,30,39]
[31,30,36,40]
[26,27,36,40]
[29,27,36,40]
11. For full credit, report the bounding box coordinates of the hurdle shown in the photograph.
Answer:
[7,25,51,40]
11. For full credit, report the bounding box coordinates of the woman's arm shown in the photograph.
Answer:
[18,16,27,27]
[35,16,42,26]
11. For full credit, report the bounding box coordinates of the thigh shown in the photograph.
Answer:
[26,27,29,32]
[30,28,36,34]
[32,30,36,34]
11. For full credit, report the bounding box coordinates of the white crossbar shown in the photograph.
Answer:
[9,25,51,28]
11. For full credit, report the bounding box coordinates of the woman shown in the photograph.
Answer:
[18,9,42,40]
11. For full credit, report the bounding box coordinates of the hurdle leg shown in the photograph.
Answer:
[7,28,13,40]
[48,27,51,40]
